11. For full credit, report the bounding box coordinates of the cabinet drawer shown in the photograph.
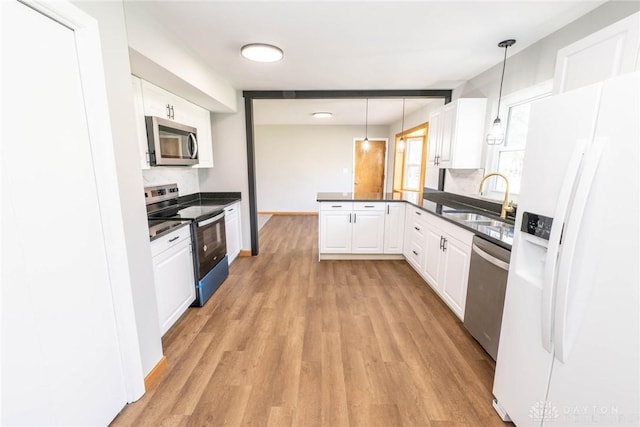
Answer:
[408,207,428,223]
[151,224,192,257]
[407,241,425,270]
[320,202,354,211]
[353,202,385,211]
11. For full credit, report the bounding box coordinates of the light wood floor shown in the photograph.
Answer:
[111,216,510,426]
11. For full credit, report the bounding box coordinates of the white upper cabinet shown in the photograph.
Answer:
[553,11,639,94]
[131,76,214,169]
[427,98,487,170]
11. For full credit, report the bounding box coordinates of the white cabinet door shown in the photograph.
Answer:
[554,12,639,94]
[438,102,457,167]
[352,210,385,253]
[423,225,443,289]
[131,76,151,169]
[440,236,471,318]
[427,108,442,166]
[427,98,486,170]
[383,202,405,253]
[320,211,353,253]
[153,237,196,336]
[140,79,173,119]
[224,203,241,264]
[192,107,213,168]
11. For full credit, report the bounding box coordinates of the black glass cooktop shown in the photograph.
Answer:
[149,203,225,221]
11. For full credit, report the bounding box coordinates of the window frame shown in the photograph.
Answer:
[484,79,553,200]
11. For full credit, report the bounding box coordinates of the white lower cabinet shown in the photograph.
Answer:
[422,215,473,320]
[319,202,385,254]
[224,202,242,264]
[383,202,405,254]
[151,226,196,336]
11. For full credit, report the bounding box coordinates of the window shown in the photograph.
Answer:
[486,80,553,197]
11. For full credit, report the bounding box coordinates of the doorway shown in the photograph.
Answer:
[392,123,429,193]
[354,138,387,196]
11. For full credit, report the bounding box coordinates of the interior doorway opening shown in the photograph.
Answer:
[353,138,387,197]
[392,122,429,193]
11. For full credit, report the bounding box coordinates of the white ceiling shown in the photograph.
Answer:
[125,0,604,124]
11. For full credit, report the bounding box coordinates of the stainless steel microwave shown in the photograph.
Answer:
[145,116,199,166]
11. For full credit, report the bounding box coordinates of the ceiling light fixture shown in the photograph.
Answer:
[398,98,406,153]
[486,39,516,145]
[240,43,284,63]
[312,112,332,119]
[363,98,370,151]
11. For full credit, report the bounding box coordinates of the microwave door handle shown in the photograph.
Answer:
[188,133,198,159]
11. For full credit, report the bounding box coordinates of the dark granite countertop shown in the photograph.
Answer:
[317,191,514,250]
[178,192,241,209]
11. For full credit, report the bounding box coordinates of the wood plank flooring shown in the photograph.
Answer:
[111,216,510,427]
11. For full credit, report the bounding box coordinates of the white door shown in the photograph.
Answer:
[2,2,128,425]
[438,102,457,166]
[141,79,173,119]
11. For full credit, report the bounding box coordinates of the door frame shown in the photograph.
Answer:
[392,122,429,193]
[352,137,388,194]
[243,90,452,255]
[22,0,145,401]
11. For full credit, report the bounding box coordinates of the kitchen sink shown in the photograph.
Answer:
[441,210,513,228]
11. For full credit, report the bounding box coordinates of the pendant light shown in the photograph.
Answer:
[362,98,370,151]
[398,98,406,153]
[486,39,516,145]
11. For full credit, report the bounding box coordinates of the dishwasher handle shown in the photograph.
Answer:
[472,243,510,271]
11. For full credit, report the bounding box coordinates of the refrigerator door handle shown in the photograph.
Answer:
[554,136,607,363]
[541,138,588,353]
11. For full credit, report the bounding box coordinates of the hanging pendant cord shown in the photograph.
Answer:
[365,98,369,139]
[496,45,509,116]
[401,99,405,138]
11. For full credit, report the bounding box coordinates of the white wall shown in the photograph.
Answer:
[254,124,389,212]
[199,92,251,250]
[74,1,163,379]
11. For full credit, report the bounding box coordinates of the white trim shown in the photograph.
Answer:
[26,0,145,401]
[352,137,389,194]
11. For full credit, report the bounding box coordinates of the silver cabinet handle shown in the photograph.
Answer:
[353,213,356,223]
[348,213,352,223]
[415,211,422,216]
[414,226,420,231]
[331,205,343,208]
[170,105,175,119]
[166,104,171,118]
[439,236,444,250]
[364,205,375,208]
[168,236,180,242]
[412,250,418,256]
[387,205,390,214]
[442,238,447,251]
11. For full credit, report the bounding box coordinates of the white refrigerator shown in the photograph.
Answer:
[493,71,639,426]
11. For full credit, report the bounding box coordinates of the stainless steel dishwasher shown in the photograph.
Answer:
[463,235,511,361]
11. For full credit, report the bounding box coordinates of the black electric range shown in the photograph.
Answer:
[145,183,229,307]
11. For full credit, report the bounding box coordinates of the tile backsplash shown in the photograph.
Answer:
[142,167,200,195]
[444,169,486,196]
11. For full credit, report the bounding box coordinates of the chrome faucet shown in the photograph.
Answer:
[478,172,515,219]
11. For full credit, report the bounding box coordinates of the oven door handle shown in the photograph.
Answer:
[197,212,224,227]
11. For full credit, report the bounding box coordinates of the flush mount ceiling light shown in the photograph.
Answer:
[486,39,516,146]
[312,112,332,119]
[240,43,284,63]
